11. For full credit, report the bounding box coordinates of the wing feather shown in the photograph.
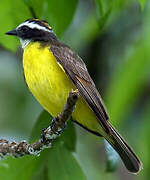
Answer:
[50,42,110,133]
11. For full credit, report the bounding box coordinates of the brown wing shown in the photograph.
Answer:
[50,42,110,133]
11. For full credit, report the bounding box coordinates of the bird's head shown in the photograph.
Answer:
[6,19,56,48]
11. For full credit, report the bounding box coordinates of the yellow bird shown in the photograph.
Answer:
[6,19,142,173]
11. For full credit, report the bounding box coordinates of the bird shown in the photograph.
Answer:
[6,19,142,173]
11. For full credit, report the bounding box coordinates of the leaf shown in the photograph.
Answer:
[95,0,113,16]
[97,7,111,31]
[106,43,150,126]
[59,118,76,152]
[138,0,146,10]
[104,140,119,172]
[0,0,78,50]
[95,0,112,30]
[30,110,53,143]
[30,110,78,179]
[44,0,78,37]
[0,0,31,51]
[0,154,45,180]
[47,143,86,180]
[23,0,46,18]
[95,0,134,31]
[32,151,49,180]
[30,110,76,151]
[139,102,150,170]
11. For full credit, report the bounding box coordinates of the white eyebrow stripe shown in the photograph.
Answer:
[17,21,51,32]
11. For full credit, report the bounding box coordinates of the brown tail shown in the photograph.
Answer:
[105,123,142,173]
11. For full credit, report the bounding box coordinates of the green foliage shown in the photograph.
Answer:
[48,143,86,180]
[0,0,149,179]
[23,0,45,18]
[45,0,78,37]
[104,140,119,172]
[95,0,133,31]
[106,42,150,126]
[0,110,83,179]
[138,0,146,10]
[0,0,78,51]
[30,110,53,143]
[0,155,45,180]
[60,117,76,151]
[0,0,31,51]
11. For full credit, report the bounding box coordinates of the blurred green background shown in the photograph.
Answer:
[0,0,149,179]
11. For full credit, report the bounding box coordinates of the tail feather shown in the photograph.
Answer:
[105,123,142,173]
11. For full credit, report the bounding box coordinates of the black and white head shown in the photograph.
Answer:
[6,19,57,49]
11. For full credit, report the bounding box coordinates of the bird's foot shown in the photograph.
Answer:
[41,118,67,143]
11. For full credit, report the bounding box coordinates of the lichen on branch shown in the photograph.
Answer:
[0,90,79,159]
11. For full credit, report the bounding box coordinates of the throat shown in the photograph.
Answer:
[20,38,31,49]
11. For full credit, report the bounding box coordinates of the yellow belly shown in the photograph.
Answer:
[23,42,103,134]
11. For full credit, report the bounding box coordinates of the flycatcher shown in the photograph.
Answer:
[6,19,142,173]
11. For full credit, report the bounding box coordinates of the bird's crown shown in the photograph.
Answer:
[18,19,53,32]
[6,19,56,48]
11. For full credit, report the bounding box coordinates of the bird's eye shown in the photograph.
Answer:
[21,26,29,32]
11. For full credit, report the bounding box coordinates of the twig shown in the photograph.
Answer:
[29,6,37,19]
[0,90,79,159]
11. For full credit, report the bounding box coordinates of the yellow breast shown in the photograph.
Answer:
[23,42,102,134]
[23,42,74,116]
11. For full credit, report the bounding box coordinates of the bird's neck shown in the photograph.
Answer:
[19,38,31,49]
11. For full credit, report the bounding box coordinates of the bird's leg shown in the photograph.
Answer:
[41,89,79,144]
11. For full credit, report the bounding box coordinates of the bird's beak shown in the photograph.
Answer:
[5,29,17,36]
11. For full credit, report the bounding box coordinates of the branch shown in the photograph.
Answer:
[0,90,79,159]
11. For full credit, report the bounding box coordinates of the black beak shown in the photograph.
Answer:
[5,29,17,36]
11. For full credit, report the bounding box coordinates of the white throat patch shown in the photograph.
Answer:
[19,38,31,49]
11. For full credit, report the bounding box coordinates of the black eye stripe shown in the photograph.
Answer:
[21,26,29,31]
[17,19,57,42]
